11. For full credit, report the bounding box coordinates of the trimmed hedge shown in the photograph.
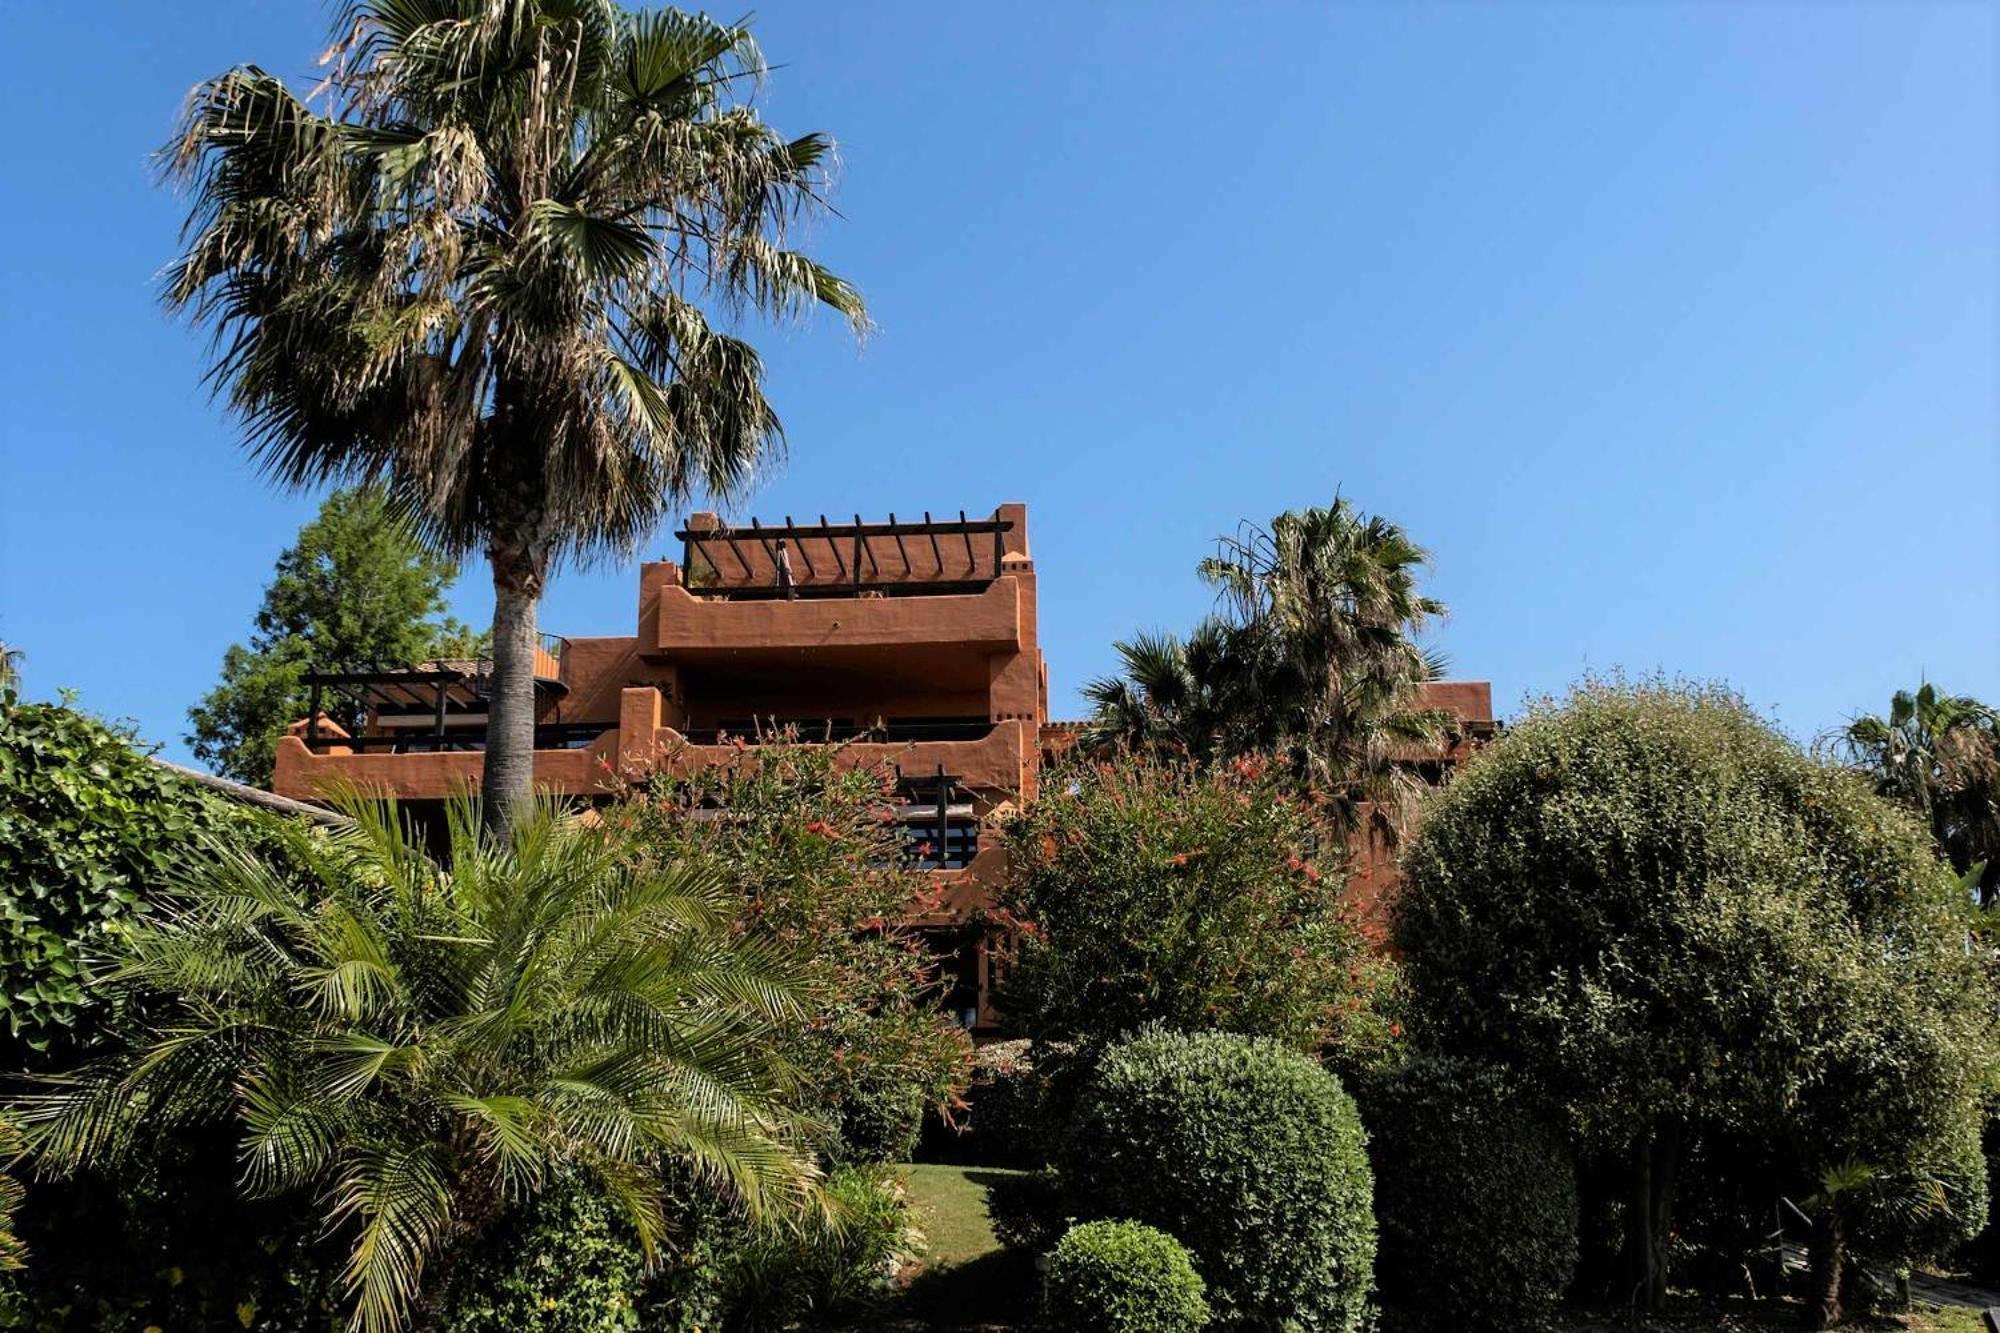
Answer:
[1359,1056,1578,1330]
[1060,1029,1375,1332]
[1045,1220,1210,1333]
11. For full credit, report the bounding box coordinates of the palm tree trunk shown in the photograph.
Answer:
[1806,1205,1844,1329]
[483,553,542,832]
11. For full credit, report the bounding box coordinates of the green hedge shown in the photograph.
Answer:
[1359,1056,1578,1329]
[438,1178,643,1333]
[1045,1220,1210,1333]
[1060,1029,1375,1332]
[0,691,236,1058]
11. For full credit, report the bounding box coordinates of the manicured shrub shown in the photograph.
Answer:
[1044,1220,1210,1333]
[1359,1056,1577,1330]
[1060,1029,1375,1332]
[1398,678,1996,1314]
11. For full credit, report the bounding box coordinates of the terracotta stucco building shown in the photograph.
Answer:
[272,502,1494,1028]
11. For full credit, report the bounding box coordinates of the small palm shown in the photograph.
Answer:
[18,799,821,1333]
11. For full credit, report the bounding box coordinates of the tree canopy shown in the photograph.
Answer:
[1395,678,1995,1309]
[1085,498,1448,832]
[187,487,482,785]
[1828,682,2000,906]
[160,1,866,818]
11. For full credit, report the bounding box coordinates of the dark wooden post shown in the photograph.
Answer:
[433,680,448,751]
[307,680,322,750]
[935,764,949,868]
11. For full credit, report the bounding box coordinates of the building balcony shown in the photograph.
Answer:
[651,574,1025,657]
[273,697,1037,808]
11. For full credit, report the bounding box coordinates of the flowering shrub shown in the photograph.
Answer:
[996,756,1394,1058]
[611,743,971,1163]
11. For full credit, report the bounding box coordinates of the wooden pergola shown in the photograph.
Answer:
[676,511,1014,598]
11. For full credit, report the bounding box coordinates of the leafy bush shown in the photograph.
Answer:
[16,802,823,1333]
[1060,1029,1375,1332]
[997,756,1394,1058]
[705,1166,913,1331]
[1044,1220,1210,1333]
[1396,677,1996,1310]
[439,1177,644,1333]
[925,1038,1064,1169]
[1358,1056,1577,1330]
[6,1124,344,1332]
[442,1167,911,1333]
[0,691,236,1058]
[617,745,971,1166]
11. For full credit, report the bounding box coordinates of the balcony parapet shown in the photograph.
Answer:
[273,699,1038,806]
[652,577,1024,655]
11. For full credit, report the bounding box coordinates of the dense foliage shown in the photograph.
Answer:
[161,1,865,817]
[996,756,1392,1058]
[614,744,971,1165]
[187,487,483,785]
[1358,1056,1578,1330]
[692,1166,911,1331]
[1084,499,1450,831]
[1060,1029,1376,1332]
[0,690,234,1057]
[1044,1219,1211,1333]
[1396,678,1995,1314]
[15,800,824,1333]
[432,1163,910,1333]
[437,1177,645,1333]
[6,1125,346,1332]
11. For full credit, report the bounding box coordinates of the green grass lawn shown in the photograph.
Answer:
[1545,1303,1987,1332]
[885,1164,1037,1331]
[883,1167,1991,1333]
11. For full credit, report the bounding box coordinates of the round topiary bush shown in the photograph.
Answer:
[1358,1056,1578,1330]
[1045,1219,1210,1333]
[1060,1029,1375,1332]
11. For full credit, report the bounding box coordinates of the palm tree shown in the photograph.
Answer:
[1830,684,2000,905]
[1086,499,1449,833]
[0,641,22,691]
[1081,623,1239,761]
[16,799,820,1333]
[161,3,866,823]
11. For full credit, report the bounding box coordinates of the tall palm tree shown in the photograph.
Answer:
[1830,683,2000,905]
[1086,499,1448,833]
[16,799,820,1333]
[161,2,866,822]
[0,641,22,691]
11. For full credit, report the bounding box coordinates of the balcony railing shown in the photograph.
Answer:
[681,718,997,746]
[302,722,613,755]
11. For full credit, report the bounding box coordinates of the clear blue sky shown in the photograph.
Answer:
[3,2,1995,765]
